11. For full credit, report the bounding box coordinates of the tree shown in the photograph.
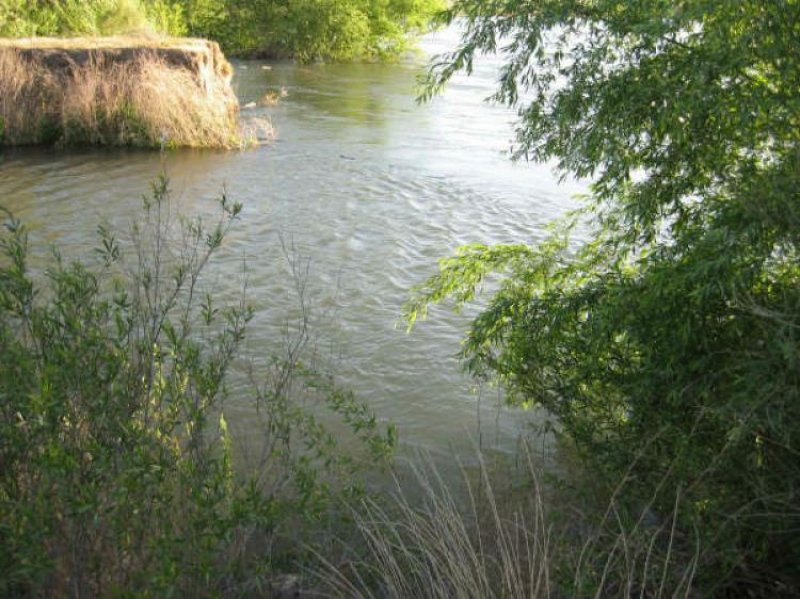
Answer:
[409,1,800,595]
[182,0,444,60]
[0,1,443,61]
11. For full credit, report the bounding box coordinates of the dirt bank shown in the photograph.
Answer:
[0,37,244,148]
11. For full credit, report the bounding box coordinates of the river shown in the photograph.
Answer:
[0,26,583,469]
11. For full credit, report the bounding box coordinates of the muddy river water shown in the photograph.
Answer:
[0,26,584,468]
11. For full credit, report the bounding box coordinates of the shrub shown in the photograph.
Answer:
[0,0,185,37]
[0,0,442,61]
[0,177,395,597]
[172,0,444,60]
[410,0,800,595]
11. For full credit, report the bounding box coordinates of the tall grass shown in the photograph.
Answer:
[0,44,253,148]
[312,447,701,598]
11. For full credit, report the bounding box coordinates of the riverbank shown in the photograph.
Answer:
[0,37,244,148]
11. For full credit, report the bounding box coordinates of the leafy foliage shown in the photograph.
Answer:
[0,0,165,36]
[0,0,443,61]
[0,177,395,597]
[181,0,443,60]
[411,1,800,595]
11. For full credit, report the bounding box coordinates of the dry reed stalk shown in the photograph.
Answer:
[311,450,553,599]
[310,445,701,599]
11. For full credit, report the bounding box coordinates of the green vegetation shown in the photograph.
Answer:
[4,0,798,596]
[0,0,179,36]
[186,0,443,61]
[0,0,443,60]
[407,0,800,596]
[0,178,395,597]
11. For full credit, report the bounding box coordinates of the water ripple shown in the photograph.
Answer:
[0,32,585,458]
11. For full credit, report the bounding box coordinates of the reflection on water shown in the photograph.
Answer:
[0,26,583,466]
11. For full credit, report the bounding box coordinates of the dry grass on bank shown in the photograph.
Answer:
[0,36,201,51]
[0,45,255,148]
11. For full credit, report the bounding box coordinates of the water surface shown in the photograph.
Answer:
[0,26,583,464]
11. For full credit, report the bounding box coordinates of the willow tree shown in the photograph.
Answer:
[409,1,800,594]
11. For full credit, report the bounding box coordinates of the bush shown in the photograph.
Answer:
[0,177,395,597]
[410,0,800,595]
[183,0,443,61]
[0,0,443,61]
[0,0,185,37]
